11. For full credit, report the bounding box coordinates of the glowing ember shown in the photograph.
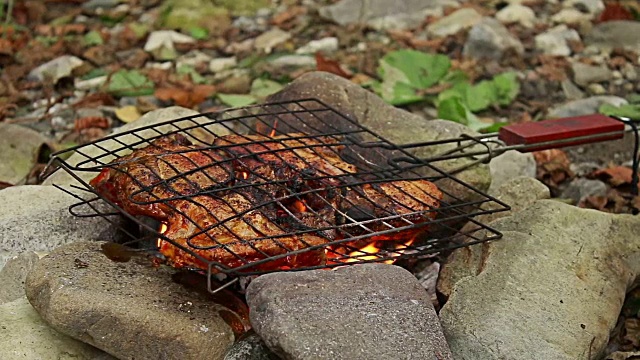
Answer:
[268,120,278,137]
[240,171,249,180]
[327,237,416,265]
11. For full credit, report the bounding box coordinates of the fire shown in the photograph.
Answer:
[240,171,249,180]
[156,223,168,248]
[291,199,307,213]
[327,237,415,265]
[268,120,278,137]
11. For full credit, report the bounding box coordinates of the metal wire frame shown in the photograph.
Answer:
[44,99,511,292]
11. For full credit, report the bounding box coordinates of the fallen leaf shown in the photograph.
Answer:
[72,93,116,108]
[591,166,633,187]
[217,94,257,107]
[74,116,110,132]
[623,318,640,348]
[107,70,155,97]
[250,78,283,99]
[155,85,216,108]
[533,149,574,188]
[598,2,634,22]
[579,195,609,211]
[315,52,350,79]
[115,106,142,123]
[271,6,306,27]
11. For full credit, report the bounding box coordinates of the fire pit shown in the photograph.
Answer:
[42,99,511,293]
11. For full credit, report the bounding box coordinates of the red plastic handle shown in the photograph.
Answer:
[498,114,625,152]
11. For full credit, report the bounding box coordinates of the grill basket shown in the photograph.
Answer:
[43,99,510,292]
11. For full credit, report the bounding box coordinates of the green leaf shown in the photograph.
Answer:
[177,65,206,84]
[467,80,496,112]
[492,72,520,106]
[218,94,257,107]
[627,93,640,104]
[81,68,108,80]
[188,26,209,40]
[83,30,104,46]
[128,23,150,39]
[479,121,508,133]
[437,97,468,125]
[599,103,640,120]
[250,78,284,99]
[107,70,155,97]
[376,50,451,105]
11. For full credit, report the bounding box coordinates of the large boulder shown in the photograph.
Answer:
[246,263,453,360]
[0,185,121,269]
[26,241,248,360]
[439,200,640,359]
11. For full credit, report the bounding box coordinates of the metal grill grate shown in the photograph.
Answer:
[43,99,510,292]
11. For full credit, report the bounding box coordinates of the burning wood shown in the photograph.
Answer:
[89,133,443,273]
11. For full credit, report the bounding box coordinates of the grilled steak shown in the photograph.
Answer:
[90,133,442,273]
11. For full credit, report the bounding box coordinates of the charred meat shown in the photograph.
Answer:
[89,133,442,272]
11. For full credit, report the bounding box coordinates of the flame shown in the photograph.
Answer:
[291,199,307,213]
[268,120,278,137]
[156,223,168,248]
[240,171,249,180]
[327,237,416,265]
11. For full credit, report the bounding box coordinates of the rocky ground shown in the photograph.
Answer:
[1,0,640,359]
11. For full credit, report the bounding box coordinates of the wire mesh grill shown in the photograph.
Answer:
[43,99,510,290]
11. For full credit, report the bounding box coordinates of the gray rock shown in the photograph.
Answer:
[586,83,607,95]
[0,123,50,185]
[26,241,246,360]
[605,351,640,360]
[560,178,607,203]
[27,55,84,83]
[463,17,524,61]
[585,21,640,52]
[535,24,581,56]
[495,4,535,28]
[437,176,550,299]
[551,8,593,24]
[210,56,238,73]
[318,0,455,30]
[266,72,492,201]
[488,150,536,194]
[0,185,121,269]
[295,37,339,54]
[267,55,316,69]
[0,252,39,305]
[224,333,280,360]
[427,8,483,38]
[547,95,627,118]
[561,79,585,100]
[254,28,291,53]
[572,62,613,87]
[564,0,604,14]
[0,297,115,360]
[439,200,640,359]
[43,106,231,187]
[246,264,453,360]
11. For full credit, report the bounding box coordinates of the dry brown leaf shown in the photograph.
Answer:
[115,106,141,123]
[72,93,116,108]
[533,149,573,187]
[155,85,216,108]
[271,6,307,28]
[623,318,640,348]
[579,195,609,211]
[315,52,351,79]
[74,116,110,132]
[591,166,633,187]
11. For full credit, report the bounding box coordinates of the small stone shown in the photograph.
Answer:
[246,264,453,360]
[551,8,592,24]
[426,8,483,38]
[495,4,536,28]
[268,55,316,69]
[564,0,604,14]
[0,297,115,359]
[561,79,585,100]
[254,28,292,53]
[572,62,613,86]
[586,83,606,95]
[224,332,279,360]
[463,17,524,60]
[27,55,84,84]
[560,178,607,203]
[295,37,339,54]
[75,75,107,90]
[535,24,581,56]
[488,150,537,194]
[176,50,213,69]
[82,0,121,10]
[0,252,39,304]
[217,72,252,94]
[209,57,238,73]
[585,20,640,52]
[26,241,245,360]
[621,63,638,81]
[547,95,627,118]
